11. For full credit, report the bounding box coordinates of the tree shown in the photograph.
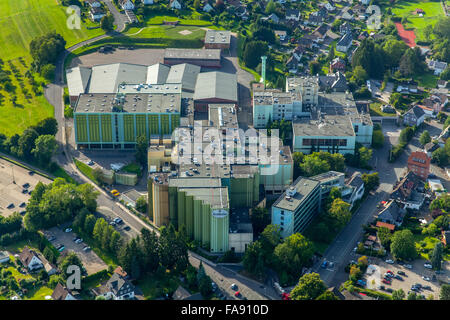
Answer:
[84,214,96,236]
[243,241,265,278]
[316,290,338,300]
[41,64,56,81]
[243,41,268,69]
[390,229,417,261]
[59,252,83,279]
[358,147,372,168]
[432,148,449,167]
[29,32,66,71]
[392,289,405,300]
[32,134,58,167]
[15,128,38,159]
[398,47,425,77]
[290,273,327,300]
[383,39,408,68]
[292,152,304,179]
[362,172,379,193]
[419,130,431,146]
[34,118,58,136]
[372,129,385,148]
[274,233,314,281]
[352,39,385,78]
[100,15,114,32]
[300,154,330,177]
[424,24,433,42]
[135,134,148,167]
[351,66,368,85]
[328,198,351,230]
[193,0,201,10]
[92,167,105,185]
[430,194,450,212]
[135,196,147,213]
[440,284,450,300]
[378,227,393,249]
[309,61,321,75]
[251,207,270,235]
[431,242,443,271]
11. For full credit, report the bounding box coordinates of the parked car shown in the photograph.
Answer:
[65,228,72,233]
[424,263,432,269]
[230,283,238,291]
[47,235,56,241]
[22,183,30,189]
[394,275,403,281]
[110,221,116,226]
[422,276,431,281]
[22,189,28,194]
[28,171,34,176]
[83,246,91,252]
[385,259,394,264]
[398,271,406,276]
[55,244,63,249]
[114,218,123,224]
[86,160,94,166]
[386,288,393,293]
[405,264,413,269]
[321,261,328,269]
[123,225,131,231]
[234,291,241,297]
[58,246,65,252]
[19,202,26,208]
[73,237,79,242]
[382,279,391,284]
[75,239,83,244]
[7,203,14,209]
[357,279,366,287]
[378,285,385,291]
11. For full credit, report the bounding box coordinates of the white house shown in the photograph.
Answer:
[343,172,365,208]
[336,32,353,52]
[19,247,44,272]
[94,272,136,300]
[285,9,301,21]
[360,0,370,5]
[203,2,214,12]
[428,60,448,76]
[90,7,106,21]
[86,0,102,8]
[0,251,10,264]
[143,0,154,4]
[170,0,182,9]
[51,283,77,300]
[119,0,135,10]
[324,1,335,11]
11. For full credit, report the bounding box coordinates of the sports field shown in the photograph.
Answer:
[0,0,105,61]
[381,0,445,41]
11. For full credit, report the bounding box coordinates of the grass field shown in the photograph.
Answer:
[124,25,207,40]
[0,0,105,61]
[381,0,445,41]
[74,159,99,184]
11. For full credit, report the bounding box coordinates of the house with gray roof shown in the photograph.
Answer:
[336,32,353,52]
[193,72,238,112]
[403,105,426,127]
[93,272,135,300]
[428,60,448,76]
[378,200,406,226]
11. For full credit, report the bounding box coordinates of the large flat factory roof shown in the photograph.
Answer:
[74,92,181,114]
[273,177,320,211]
[164,48,221,60]
[204,30,231,44]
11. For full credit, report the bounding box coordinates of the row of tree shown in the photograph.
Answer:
[292,151,345,179]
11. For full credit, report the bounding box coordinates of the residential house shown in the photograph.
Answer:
[0,251,10,264]
[428,60,448,76]
[336,32,353,52]
[143,0,154,4]
[423,142,440,158]
[307,14,324,26]
[397,83,418,94]
[403,105,426,127]
[297,36,313,49]
[343,171,365,208]
[170,0,182,9]
[330,57,346,73]
[375,221,395,232]
[340,22,353,34]
[390,171,426,210]
[286,56,299,73]
[172,286,204,300]
[428,178,446,198]
[378,200,406,226]
[358,30,369,41]
[293,45,306,62]
[51,283,78,300]
[86,0,102,7]
[341,9,354,20]
[286,9,301,21]
[19,246,44,272]
[93,272,135,300]
[311,24,329,43]
[274,30,287,41]
[360,0,370,5]
[235,6,248,20]
[119,0,135,10]
[261,13,280,24]
[353,4,367,19]
[90,7,106,21]
[381,104,396,113]
[437,80,448,89]
[407,151,430,180]
[422,92,449,114]
[318,71,348,92]
[203,1,214,12]
[323,1,335,11]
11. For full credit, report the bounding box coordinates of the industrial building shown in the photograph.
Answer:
[271,177,321,238]
[204,30,232,50]
[163,48,222,68]
[73,90,182,149]
[193,72,238,112]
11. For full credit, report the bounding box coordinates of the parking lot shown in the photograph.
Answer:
[46,226,108,275]
[364,257,449,298]
[0,159,52,217]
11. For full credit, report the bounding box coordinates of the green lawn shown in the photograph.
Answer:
[74,159,99,184]
[380,0,445,41]
[124,25,207,41]
[122,162,142,176]
[415,72,439,88]
[370,102,396,117]
[0,59,54,137]
[27,286,53,300]
[414,234,450,261]
[0,0,105,61]
[136,271,181,300]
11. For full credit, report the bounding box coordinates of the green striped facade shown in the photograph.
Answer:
[229,172,260,209]
[74,112,180,149]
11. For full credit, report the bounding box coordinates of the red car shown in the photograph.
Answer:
[382,279,391,285]
[281,293,291,300]
[234,291,241,297]
[387,270,394,275]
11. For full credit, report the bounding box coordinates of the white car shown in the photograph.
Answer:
[230,283,238,291]
[422,276,431,281]
[424,263,432,269]
[405,264,413,269]
[75,239,83,244]
[65,228,72,233]
[385,259,394,264]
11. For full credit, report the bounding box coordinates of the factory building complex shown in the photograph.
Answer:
[66,40,372,253]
